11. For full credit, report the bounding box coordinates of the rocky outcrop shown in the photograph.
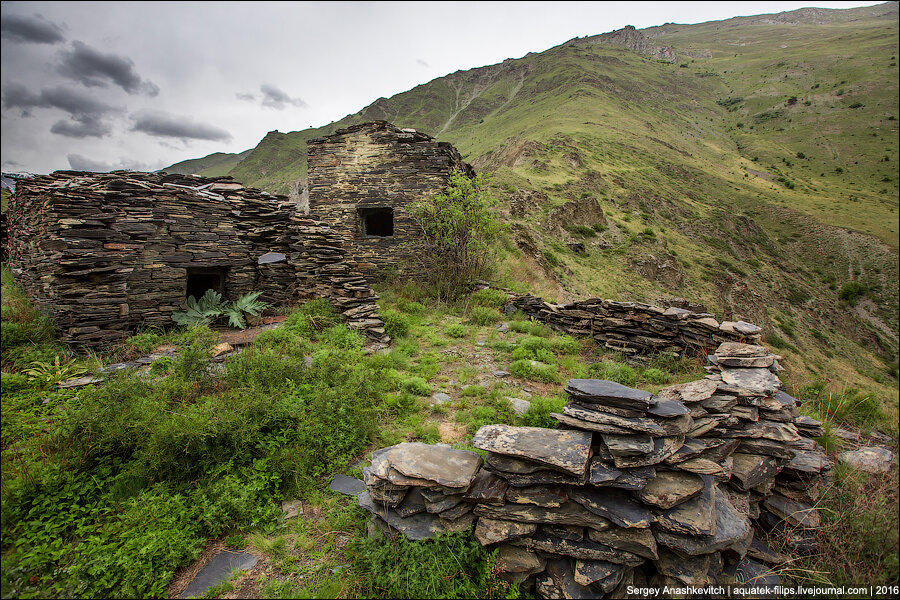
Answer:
[359,342,832,596]
[570,25,681,63]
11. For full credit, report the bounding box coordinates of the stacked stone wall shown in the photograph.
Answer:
[307,121,473,276]
[6,171,386,345]
[511,294,762,357]
[359,342,830,595]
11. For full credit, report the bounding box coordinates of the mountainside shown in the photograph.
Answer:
[164,2,899,403]
[163,149,253,177]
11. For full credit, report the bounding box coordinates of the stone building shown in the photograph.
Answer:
[5,171,385,346]
[307,121,474,276]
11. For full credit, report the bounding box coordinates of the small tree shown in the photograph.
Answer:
[407,172,500,301]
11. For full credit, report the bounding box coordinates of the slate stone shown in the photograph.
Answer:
[328,474,366,496]
[838,446,893,473]
[571,401,644,418]
[486,453,545,474]
[506,486,568,508]
[495,544,546,578]
[386,442,483,489]
[567,487,654,528]
[612,436,684,469]
[747,537,788,565]
[700,439,741,463]
[473,425,592,477]
[463,470,508,505]
[474,517,537,545]
[535,558,597,600]
[513,531,645,566]
[719,367,781,395]
[474,500,611,531]
[782,449,826,477]
[763,494,821,529]
[587,526,659,560]
[733,321,762,335]
[565,379,654,410]
[724,556,781,588]
[359,491,446,540]
[757,510,819,555]
[654,414,694,436]
[257,251,286,264]
[439,510,476,533]
[687,417,720,438]
[609,466,656,490]
[735,439,793,460]
[703,394,740,413]
[732,405,758,421]
[573,559,622,587]
[542,524,585,541]
[507,397,531,416]
[551,412,636,435]
[179,551,259,599]
[563,403,667,435]
[394,488,427,518]
[489,467,587,488]
[654,486,751,556]
[730,453,786,491]
[714,342,770,358]
[654,547,711,587]
[588,458,623,485]
[664,437,709,464]
[425,494,465,514]
[674,457,728,478]
[636,471,705,509]
[657,379,718,404]
[430,392,451,406]
[717,356,776,368]
[602,433,654,457]
[369,485,408,507]
[654,475,716,536]
[726,420,800,443]
[647,398,690,417]
[438,500,473,521]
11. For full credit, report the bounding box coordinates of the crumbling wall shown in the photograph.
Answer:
[307,121,473,277]
[358,342,830,595]
[6,171,386,345]
[511,294,762,356]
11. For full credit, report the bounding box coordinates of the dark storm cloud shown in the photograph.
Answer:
[259,84,307,109]
[67,153,147,172]
[1,13,65,44]
[2,83,119,137]
[57,41,159,96]
[130,110,232,142]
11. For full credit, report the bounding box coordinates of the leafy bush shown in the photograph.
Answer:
[469,306,500,326]
[401,376,432,396]
[318,324,364,350]
[353,531,517,599]
[641,367,669,385]
[470,288,508,309]
[565,224,596,237]
[589,360,636,387]
[172,290,269,330]
[396,298,426,315]
[382,309,411,339]
[446,324,467,338]
[284,299,341,339]
[521,395,566,428]
[24,356,87,387]
[839,281,868,306]
[509,359,559,383]
[407,172,501,301]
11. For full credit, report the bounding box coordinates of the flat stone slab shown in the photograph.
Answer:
[719,367,781,395]
[536,558,597,600]
[763,494,821,529]
[563,403,667,435]
[505,485,568,508]
[654,487,751,556]
[636,471,705,509]
[328,474,366,496]
[565,379,653,411]
[602,433,654,457]
[474,500,611,531]
[730,453,787,491]
[727,420,801,443]
[647,398,690,417]
[474,517,537,545]
[656,547,711,587]
[551,412,636,435]
[463,470,508,505]
[567,487,654,528]
[377,442,483,489]
[513,531,645,566]
[495,544,545,577]
[507,397,531,415]
[473,425,591,477]
[656,379,718,404]
[179,550,258,598]
[725,556,780,588]
[587,526,658,560]
[573,559,622,587]
[654,475,716,536]
[714,342,770,359]
[429,392,451,406]
[359,491,446,540]
[612,435,684,469]
[394,488,427,518]
[839,446,894,473]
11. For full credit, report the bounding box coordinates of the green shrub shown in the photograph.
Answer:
[588,361,636,387]
[397,298,426,315]
[521,395,566,428]
[542,250,559,267]
[839,281,868,306]
[402,376,432,396]
[253,327,312,358]
[565,224,596,237]
[319,325,364,350]
[509,359,559,383]
[470,288,508,309]
[469,306,500,326]
[381,309,411,339]
[446,324,467,338]
[284,299,341,339]
[352,531,517,599]
[641,367,669,385]
[0,372,31,395]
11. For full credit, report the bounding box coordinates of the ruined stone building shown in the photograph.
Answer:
[4,121,472,346]
[308,121,474,275]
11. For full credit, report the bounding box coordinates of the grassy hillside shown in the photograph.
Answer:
[163,149,253,177]
[167,3,898,409]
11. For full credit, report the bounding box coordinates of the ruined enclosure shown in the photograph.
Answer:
[5,171,386,345]
[307,121,474,276]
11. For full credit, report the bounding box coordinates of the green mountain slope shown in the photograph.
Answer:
[170,2,900,406]
[163,149,253,177]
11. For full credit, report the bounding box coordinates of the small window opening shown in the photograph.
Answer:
[186,267,227,300]
[359,207,394,237]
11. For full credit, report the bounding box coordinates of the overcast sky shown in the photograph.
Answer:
[0,1,883,174]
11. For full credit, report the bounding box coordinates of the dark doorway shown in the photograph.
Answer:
[359,207,394,237]
[186,267,227,300]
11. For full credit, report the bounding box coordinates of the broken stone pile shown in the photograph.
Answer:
[359,342,831,597]
[511,294,761,357]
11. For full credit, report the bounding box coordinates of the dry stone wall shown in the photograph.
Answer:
[511,294,762,357]
[358,342,830,596]
[6,171,386,345]
[307,121,474,277]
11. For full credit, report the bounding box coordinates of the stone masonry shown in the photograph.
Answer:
[307,121,474,277]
